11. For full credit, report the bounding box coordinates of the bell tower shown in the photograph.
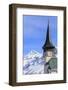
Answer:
[42,21,56,62]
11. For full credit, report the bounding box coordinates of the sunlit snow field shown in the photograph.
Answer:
[23,50,45,75]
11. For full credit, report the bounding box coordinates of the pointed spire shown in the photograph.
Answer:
[42,20,55,52]
[46,20,50,43]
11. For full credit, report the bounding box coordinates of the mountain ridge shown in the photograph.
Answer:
[24,50,43,60]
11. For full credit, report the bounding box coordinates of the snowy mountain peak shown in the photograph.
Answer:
[29,50,40,55]
[24,50,42,59]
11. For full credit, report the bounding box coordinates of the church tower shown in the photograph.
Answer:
[42,21,56,63]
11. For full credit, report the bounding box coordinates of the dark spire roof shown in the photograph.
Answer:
[42,21,55,52]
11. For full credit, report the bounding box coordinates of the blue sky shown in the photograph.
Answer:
[23,15,57,55]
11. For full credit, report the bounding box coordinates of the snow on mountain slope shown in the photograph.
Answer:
[24,50,42,59]
[23,50,45,75]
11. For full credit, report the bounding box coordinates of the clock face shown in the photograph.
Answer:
[47,51,53,56]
